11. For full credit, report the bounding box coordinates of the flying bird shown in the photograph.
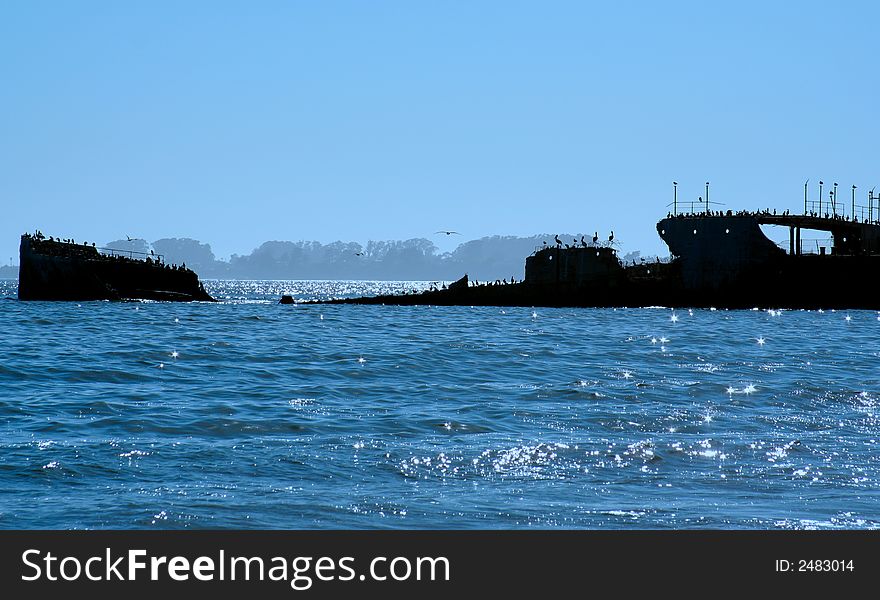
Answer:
[435,230,461,236]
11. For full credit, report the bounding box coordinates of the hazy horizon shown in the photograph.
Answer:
[4,231,657,281]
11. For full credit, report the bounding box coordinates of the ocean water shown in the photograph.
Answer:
[1,279,879,530]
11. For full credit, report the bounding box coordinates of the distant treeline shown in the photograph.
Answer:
[1,236,648,281]
[103,235,646,281]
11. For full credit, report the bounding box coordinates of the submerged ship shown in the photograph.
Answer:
[317,196,880,310]
[18,232,215,301]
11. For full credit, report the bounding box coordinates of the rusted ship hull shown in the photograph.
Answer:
[18,235,214,302]
[319,213,880,310]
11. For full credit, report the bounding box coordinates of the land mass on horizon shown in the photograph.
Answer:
[0,234,650,281]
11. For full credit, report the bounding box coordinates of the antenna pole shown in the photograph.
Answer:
[833,182,838,215]
[705,181,710,215]
[673,181,678,215]
[804,179,809,215]
[852,185,856,219]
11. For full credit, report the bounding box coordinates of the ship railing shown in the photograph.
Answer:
[802,238,834,255]
[774,237,835,255]
[804,200,880,225]
[98,247,165,263]
[532,242,613,254]
[666,199,726,216]
[621,255,674,266]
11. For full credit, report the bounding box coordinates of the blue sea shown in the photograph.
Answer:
[1,279,879,529]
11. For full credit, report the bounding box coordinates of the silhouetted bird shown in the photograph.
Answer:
[608,231,614,245]
[355,252,364,256]
[580,235,587,247]
[435,231,460,236]
[554,235,561,246]
[593,232,598,245]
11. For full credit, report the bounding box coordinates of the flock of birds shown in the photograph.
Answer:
[346,229,616,257]
[544,231,615,250]
[435,228,620,251]
[435,229,617,249]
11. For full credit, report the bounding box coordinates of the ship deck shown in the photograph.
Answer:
[753,214,880,234]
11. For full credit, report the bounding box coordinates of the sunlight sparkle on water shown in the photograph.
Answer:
[5,279,880,530]
[670,313,679,323]
[727,384,757,395]
[170,351,179,359]
[757,337,765,346]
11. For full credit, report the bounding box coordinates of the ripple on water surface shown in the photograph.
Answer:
[1,280,879,529]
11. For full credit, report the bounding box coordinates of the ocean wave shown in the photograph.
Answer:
[1,281,879,528]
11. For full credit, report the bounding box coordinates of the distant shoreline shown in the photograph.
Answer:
[4,233,662,282]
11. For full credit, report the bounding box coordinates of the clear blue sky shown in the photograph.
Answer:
[2,1,878,264]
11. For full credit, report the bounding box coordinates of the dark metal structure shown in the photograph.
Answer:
[315,206,880,310]
[18,233,215,301]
